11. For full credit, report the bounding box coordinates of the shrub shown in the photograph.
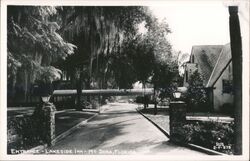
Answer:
[185,71,210,112]
[7,115,44,153]
[181,121,234,154]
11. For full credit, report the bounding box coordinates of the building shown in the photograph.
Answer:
[183,43,233,112]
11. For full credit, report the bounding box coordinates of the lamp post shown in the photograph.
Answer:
[172,91,182,101]
[41,95,51,104]
[169,89,187,143]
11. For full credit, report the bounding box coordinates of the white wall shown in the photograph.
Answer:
[213,63,233,111]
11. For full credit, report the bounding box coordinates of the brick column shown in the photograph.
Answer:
[169,101,186,143]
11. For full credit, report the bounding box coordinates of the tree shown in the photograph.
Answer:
[58,6,152,109]
[185,70,208,112]
[145,17,177,114]
[118,34,155,89]
[7,6,76,103]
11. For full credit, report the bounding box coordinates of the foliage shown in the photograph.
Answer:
[56,6,155,109]
[181,121,234,154]
[58,6,176,90]
[185,70,208,110]
[7,115,44,152]
[7,6,76,100]
[145,17,172,64]
[144,17,179,98]
[7,6,180,109]
[117,34,155,88]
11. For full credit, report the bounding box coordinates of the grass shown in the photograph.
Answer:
[55,110,96,136]
[139,105,170,133]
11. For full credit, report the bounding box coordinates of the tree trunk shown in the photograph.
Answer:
[24,69,28,103]
[143,82,147,109]
[154,86,157,115]
[85,77,91,103]
[76,67,83,111]
[229,6,242,155]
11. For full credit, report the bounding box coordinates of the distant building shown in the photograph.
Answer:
[183,43,233,112]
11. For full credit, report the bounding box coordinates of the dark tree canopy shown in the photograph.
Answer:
[7,6,180,107]
[7,6,76,101]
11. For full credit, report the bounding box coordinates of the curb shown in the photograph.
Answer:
[136,107,227,156]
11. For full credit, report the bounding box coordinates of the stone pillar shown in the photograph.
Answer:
[42,102,56,146]
[33,102,56,146]
[169,101,186,143]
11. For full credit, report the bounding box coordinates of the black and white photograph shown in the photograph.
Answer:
[0,0,249,160]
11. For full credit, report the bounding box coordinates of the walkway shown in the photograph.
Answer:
[46,103,207,155]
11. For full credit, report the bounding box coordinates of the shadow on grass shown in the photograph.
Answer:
[55,111,95,136]
[50,117,137,151]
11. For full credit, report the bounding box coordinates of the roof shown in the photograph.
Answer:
[190,45,224,85]
[206,43,231,87]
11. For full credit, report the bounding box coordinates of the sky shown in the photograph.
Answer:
[148,1,230,54]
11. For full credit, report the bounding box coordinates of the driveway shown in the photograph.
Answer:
[46,103,206,155]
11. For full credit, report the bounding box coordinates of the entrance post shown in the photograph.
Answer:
[169,101,187,143]
[229,6,242,155]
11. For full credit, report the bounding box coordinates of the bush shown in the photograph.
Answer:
[7,115,44,154]
[181,121,234,154]
[135,96,147,104]
[184,71,210,112]
[220,103,234,116]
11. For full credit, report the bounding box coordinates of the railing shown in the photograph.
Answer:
[8,88,154,108]
[52,88,154,96]
[52,88,154,109]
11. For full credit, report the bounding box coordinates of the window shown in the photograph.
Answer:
[222,79,233,93]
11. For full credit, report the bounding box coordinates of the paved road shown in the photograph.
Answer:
[46,103,206,155]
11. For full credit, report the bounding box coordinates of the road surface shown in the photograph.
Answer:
[46,103,206,155]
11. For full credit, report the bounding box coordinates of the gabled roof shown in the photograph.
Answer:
[206,43,231,87]
[190,45,224,85]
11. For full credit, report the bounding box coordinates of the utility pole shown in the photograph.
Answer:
[229,6,242,155]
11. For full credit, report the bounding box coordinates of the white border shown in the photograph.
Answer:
[0,0,249,161]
